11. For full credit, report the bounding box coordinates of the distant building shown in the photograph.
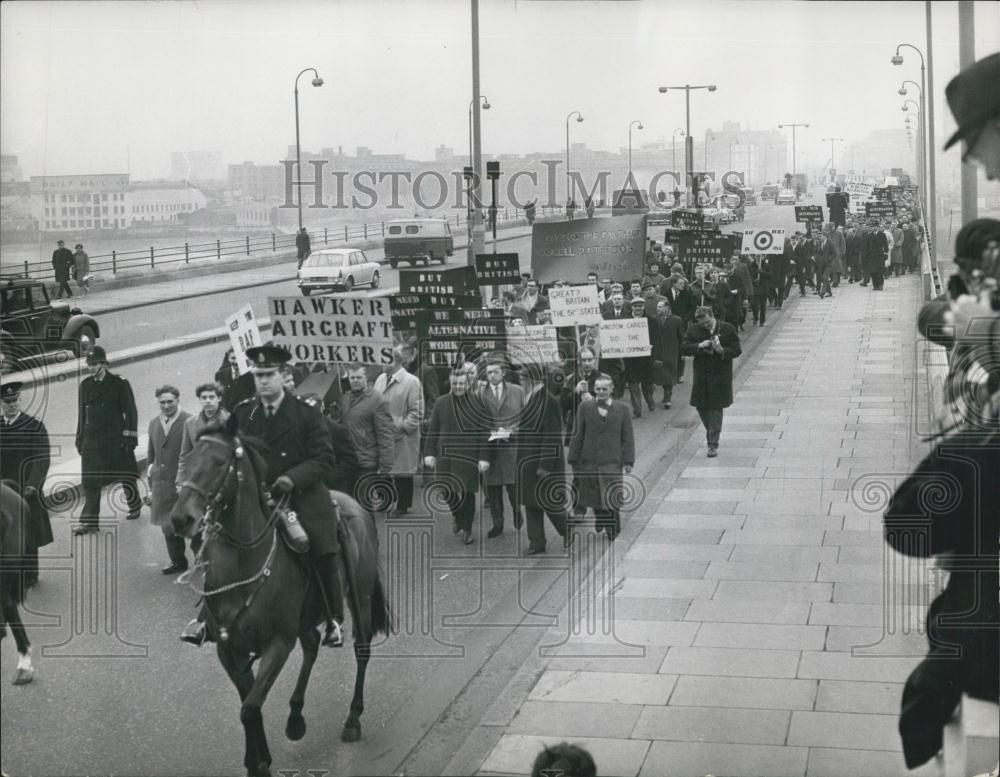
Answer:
[30,173,130,232]
[1,155,23,183]
[129,181,208,225]
[228,161,287,201]
[171,150,224,182]
[843,130,912,177]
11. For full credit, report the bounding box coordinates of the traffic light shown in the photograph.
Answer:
[463,166,474,181]
[486,161,500,181]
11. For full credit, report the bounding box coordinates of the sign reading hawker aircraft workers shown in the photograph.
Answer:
[530,214,646,283]
[740,228,786,255]
[225,304,263,375]
[268,295,394,365]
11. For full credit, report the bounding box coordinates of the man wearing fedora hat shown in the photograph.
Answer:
[944,52,1000,180]
[75,345,143,534]
[180,344,345,648]
[0,381,53,588]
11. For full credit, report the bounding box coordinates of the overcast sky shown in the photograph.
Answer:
[2,0,998,180]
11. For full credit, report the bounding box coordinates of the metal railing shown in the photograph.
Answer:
[16,205,569,282]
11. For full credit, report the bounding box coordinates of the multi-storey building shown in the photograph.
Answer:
[30,173,130,232]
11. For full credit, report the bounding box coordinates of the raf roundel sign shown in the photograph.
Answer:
[741,228,786,255]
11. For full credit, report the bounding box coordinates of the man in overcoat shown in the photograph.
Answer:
[0,381,53,588]
[51,239,74,299]
[862,222,890,291]
[373,344,424,518]
[829,224,846,287]
[75,346,143,533]
[680,306,742,457]
[425,369,490,545]
[146,386,192,574]
[339,364,395,515]
[567,375,635,541]
[652,299,685,409]
[295,227,311,268]
[517,364,569,555]
[181,344,344,648]
[625,298,658,417]
[482,358,526,537]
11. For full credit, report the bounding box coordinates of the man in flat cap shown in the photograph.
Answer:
[75,345,143,534]
[180,344,345,648]
[0,381,53,587]
[944,52,1000,180]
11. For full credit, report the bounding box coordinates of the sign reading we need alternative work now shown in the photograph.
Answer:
[268,295,394,365]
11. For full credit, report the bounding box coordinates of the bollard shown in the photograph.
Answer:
[23,260,29,278]
[272,233,276,251]
[381,222,385,236]
[344,225,348,241]
[150,246,155,269]
[217,240,221,260]
[112,251,117,274]
[364,223,368,240]
[184,243,189,263]
[246,235,250,255]
[324,226,328,244]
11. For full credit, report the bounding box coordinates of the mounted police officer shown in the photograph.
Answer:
[181,344,345,648]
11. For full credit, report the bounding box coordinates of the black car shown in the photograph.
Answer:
[1,276,100,373]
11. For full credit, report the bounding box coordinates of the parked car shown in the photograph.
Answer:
[739,187,758,206]
[775,188,797,205]
[297,248,380,296]
[383,218,454,268]
[1,275,100,372]
[760,185,779,201]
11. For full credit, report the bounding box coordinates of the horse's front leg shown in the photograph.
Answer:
[286,627,320,741]
[241,635,295,777]
[2,604,33,685]
[216,643,259,776]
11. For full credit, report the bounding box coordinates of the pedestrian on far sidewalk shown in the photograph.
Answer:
[681,306,742,458]
[73,244,91,295]
[51,240,74,299]
[296,226,311,269]
[146,386,191,575]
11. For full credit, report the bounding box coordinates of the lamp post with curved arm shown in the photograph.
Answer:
[628,120,643,180]
[892,40,935,251]
[777,122,809,178]
[658,84,717,205]
[294,67,324,231]
[671,128,685,179]
[566,111,584,208]
[898,79,925,203]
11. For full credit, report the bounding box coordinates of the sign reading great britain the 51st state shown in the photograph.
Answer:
[268,295,394,365]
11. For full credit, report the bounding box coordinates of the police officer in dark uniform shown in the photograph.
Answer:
[75,346,142,534]
[0,381,53,587]
[181,344,344,648]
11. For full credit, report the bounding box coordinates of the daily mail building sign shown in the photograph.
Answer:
[268,295,394,365]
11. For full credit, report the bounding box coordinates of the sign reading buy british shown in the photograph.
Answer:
[269,295,394,365]
[740,228,786,255]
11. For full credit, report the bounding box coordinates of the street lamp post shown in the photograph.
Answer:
[898,80,924,197]
[628,120,643,180]
[566,110,584,209]
[468,96,490,247]
[777,122,809,178]
[671,128,685,179]
[658,84,717,205]
[293,67,324,231]
[892,38,935,254]
[821,137,843,179]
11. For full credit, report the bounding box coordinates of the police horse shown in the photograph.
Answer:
[171,428,390,777]
[0,481,35,686]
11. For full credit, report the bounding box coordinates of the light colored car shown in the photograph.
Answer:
[775,188,797,205]
[297,248,380,296]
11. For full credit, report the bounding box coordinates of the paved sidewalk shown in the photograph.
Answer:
[466,275,944,777]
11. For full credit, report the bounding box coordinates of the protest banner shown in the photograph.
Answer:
[678,234,733,276]
[269,295,394,365]
[548,284,602,326]
[611,188,649,215]
[507,324,560,367]
[873,187,893,202]
[865,201,896,218]
[530,214,646,284]
[795,205,824,223]
[599,317,651,357]
[399,265,479,296]
[225,304,263,375]
[474,253,521,286]
[389,293,482,331]
[671,209,706,229]
[740,228,786,255]
[418,309,507,368]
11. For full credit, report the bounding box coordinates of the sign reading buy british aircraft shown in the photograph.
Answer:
[268,295,394,365]
[740,228,786,255]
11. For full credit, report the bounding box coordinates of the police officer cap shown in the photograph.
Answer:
[246,344,292,371]
[86,346,108,365]
[1,381,22,401]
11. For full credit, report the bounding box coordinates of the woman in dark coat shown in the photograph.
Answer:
[516,364,569,554]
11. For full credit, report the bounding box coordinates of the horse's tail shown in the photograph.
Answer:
[369,570,392,638]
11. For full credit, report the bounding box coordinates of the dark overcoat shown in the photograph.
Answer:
[652,314,685,385]
[516,387,567,512]
[680,320,742,410]
[567,399,635,510]
[862,230,889,274]
[426,392,487,493]
[233,392,339,556]
[147,411,191,528]
[51,247,74,282]
[0,412,54,551]
[482,382,525,486]
[76,372,139,487]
